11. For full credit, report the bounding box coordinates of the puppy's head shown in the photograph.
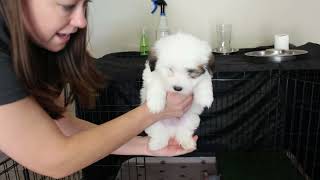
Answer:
[147,32,214,95]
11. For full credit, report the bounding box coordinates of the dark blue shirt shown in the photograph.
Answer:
[0,16,28,105]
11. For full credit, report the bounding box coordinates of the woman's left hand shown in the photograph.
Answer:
[146,136,198,157]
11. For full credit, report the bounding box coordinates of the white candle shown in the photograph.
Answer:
[274,34,289,50]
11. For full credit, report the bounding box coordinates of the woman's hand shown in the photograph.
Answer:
[154,92,193,121]
[145,136,198,157]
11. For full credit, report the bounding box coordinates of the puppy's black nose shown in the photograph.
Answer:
[173,86,183,91]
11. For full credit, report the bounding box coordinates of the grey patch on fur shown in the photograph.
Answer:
[147,50,157,72]
[206,54,215,75]
[187,67,205,79]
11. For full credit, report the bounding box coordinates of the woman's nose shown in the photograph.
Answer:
[70,8,87,29]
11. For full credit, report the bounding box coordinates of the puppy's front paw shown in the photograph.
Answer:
[146,89,166,113]
[148,138,169,151]
[197,94,214,108]
[147,97,165,114]
[194,79,214,108]
[180,138,196,150]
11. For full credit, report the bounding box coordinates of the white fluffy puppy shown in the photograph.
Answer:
[140,32,214,151]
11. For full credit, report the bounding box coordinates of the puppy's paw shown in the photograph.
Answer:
[146,89,166,113]
[176,132,197,150]
[194,79,214,108]
[180,138,196,150]
[147,98,166,114]
[148,138,169,151]
[197,94,214,108]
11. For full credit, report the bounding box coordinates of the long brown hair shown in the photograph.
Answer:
[0,0,105,119]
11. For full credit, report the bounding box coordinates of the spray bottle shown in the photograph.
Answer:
[151,0,170,40]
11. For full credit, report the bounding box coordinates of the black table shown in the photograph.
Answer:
[96,42,320,80]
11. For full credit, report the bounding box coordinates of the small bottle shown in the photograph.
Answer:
[156,15,170,40]
[140,28,149,56]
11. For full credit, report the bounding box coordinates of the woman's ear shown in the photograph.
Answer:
[147,49,157,72]
[206,54,215,75]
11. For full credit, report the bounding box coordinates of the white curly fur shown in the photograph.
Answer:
[140,32,214,150]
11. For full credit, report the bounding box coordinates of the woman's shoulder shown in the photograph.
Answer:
[0,15,10,55]
[0,16,28,106]
[0,53,29,106]
[0,54,28,105]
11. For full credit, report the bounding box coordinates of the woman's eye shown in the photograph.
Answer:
[61,0,91,13]
[62,4,76,11]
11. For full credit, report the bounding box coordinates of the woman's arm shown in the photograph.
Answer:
[0,93,192,179]
[55,117,148,155]
[55,113,149,156]
[54,113,97,136]
[56,102,195,156]
[0,97,153,178]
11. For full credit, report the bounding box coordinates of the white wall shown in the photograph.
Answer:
[87,0,320,58]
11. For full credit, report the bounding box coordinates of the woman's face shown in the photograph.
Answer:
[23,0,89,52]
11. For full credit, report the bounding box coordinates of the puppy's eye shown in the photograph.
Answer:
[187,68,204,78]
[166,67,174,76]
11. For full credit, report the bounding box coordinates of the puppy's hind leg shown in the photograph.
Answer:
[175,114,200,150]
[148,134,171,151]
[146,123,171,151]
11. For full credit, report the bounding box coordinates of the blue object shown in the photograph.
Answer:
[151,0,167,16]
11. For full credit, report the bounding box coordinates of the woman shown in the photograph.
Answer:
[0,0,195,178]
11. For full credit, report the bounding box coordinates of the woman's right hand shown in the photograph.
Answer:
[153,92,193,121]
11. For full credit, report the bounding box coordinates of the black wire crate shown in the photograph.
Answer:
[0,153,82,180]
[199,71,283,152]
[281,70,320,180]
[115,157,217,180]
[81,156,218,180]
[0,154,28,180]
[76,70,315,180]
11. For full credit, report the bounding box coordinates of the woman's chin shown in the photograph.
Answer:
[47,44,66,52]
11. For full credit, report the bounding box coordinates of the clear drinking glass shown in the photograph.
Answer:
[216,24,232,53]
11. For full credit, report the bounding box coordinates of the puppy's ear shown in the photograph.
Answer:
[206,54,215,75]
[147,50,157,72]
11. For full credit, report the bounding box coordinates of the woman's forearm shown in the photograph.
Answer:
[58,110,152,156]
[111,136,149,156]
[53,104,155,178]
[56,115,150,156]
